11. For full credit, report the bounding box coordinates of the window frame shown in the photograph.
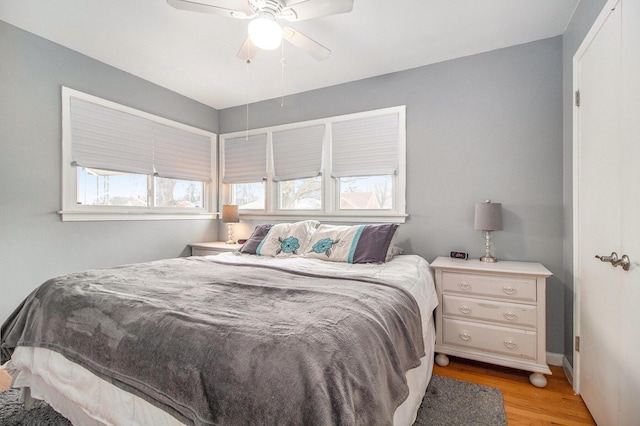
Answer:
[220,106,407,223]
[60,87,217,222]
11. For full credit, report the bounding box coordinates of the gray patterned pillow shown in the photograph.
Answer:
[239,224,274,254]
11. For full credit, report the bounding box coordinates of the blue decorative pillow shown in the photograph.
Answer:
[305,223,399,264]
[255,220,320,257]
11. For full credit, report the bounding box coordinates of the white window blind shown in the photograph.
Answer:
[223,134,268,183]
[153,123,212,182]
[272,125,325,181]
[331,113,399,177]
[71,97,154,175]
[70,97,212,182]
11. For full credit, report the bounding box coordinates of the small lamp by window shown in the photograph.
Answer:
[474,200,503,263]
[222,204,239,244]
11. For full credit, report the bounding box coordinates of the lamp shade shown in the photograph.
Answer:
[221,204,239,223]
[474,200,503,231]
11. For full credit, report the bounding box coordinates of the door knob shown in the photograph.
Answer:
[595,252,631,271]
[612,254,631,271]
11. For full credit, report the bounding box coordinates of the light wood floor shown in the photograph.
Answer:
[1,358,594,425]
[434,356,595,425]
[0,367,12,391]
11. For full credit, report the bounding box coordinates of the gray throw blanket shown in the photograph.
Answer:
[1,256,424,426]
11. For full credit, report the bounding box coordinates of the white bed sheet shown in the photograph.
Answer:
[6,254,438,426]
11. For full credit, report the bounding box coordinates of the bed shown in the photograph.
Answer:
[1,223,437,426]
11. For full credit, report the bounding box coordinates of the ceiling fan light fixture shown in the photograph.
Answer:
[248,16,282,50]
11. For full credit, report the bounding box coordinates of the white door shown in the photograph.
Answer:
[574,0,640,424]
[617,0,640,421]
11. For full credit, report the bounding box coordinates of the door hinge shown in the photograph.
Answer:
[575,336,580,352]
[575,90,580,107]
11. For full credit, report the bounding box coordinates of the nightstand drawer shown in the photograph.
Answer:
[192,248,226,256]
[442,295,537,328]
[442,271,536,302]
[189,242,242,256]
[442,318,537,359]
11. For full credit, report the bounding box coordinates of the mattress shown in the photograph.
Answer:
[5,253,438,426]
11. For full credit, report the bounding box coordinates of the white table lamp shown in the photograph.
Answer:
[474,200,503,262]
[222,204,239,244]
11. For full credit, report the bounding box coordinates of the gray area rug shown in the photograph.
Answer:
[414,375,507,425]
[0,388,71,426]
[0,375,506,425]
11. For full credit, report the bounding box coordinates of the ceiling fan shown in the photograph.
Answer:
[167,0,354,61]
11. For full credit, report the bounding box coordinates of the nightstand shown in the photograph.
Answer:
[189,242,242,256]
[430,256,552,387]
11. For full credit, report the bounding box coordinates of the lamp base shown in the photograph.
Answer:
[226,223,235,245]
[480,230,497,262]
[480,254,498,263]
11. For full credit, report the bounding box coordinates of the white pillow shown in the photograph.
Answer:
[256,220,319,257]
[304,223,399,264]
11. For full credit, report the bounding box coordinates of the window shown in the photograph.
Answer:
[222,133,267,210]
[279,177,322,210]
[220,106,406,222]
[154,177,204,208]
[273,125,325,211]
[339,176,393,209]
[332,112,399,212]
[61,87,216,221]
[77,168,148,207]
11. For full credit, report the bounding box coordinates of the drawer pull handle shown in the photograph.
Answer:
[504,312,518,321]
[459,282,471,291]
[504,338,518,350]
[459,305,472,314]
[459,331,471,341]
[503,286,517,295]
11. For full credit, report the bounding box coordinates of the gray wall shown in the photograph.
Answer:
[0,21,220,324]
[2,6,608,361]
[221,37,566,354]
[561,0,608,366]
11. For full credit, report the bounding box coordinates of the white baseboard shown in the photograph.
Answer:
[546,351,564,367]
[562,356,574,387]
[545,352,576,389]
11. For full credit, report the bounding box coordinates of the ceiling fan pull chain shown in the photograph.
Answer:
[245,58,251,140]
[280,44,286,108]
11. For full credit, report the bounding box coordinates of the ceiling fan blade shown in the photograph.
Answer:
[167,0,252,19]
[282,27,331,61]
[236,37,260,61]
[282,0,354,21]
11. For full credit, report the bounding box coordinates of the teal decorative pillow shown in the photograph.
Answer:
[256,220,320,257]
[305,223,399,264]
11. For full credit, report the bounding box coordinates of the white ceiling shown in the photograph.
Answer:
[0,0,578,110]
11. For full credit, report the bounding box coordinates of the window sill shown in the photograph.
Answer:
[236,213,408,224]
[58,210,216,222]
